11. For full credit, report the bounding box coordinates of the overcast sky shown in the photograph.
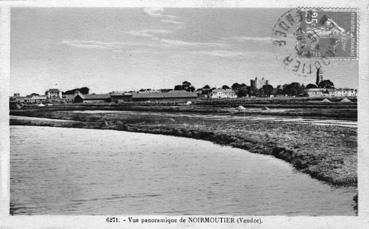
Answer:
[11,8,358,95]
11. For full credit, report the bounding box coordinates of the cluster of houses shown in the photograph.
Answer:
[10,88,203,106]
[10,89,64,105]
[208,89,237,99]
[304,68,358,97]
[10,86,239,106]
[10,71,357,107]
[305,88,357,97]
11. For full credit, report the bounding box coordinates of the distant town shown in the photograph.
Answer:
[10,68,357,108]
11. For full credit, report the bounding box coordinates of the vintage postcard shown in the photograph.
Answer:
[0,0,368,228]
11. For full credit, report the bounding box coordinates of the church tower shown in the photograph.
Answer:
[316,68,323,86]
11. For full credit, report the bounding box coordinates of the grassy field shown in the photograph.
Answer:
[16,99,357,120]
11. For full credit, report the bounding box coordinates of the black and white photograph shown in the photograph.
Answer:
[1,0,369,228]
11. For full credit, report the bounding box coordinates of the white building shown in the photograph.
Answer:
[305,88,357,97]
[45,88,62,99]
[328,88,357,97]
[305,88,328,97]
[210,89,237,99]
[24,95,47,104]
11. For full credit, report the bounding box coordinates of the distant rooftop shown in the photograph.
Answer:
[47,88,61,92]
[132,90,198,99]
[80,94,111,100]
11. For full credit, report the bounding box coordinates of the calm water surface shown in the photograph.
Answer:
[10,126,356,215]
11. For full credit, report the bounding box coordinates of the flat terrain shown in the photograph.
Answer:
[10,102,357,187]
[16,98,358,120]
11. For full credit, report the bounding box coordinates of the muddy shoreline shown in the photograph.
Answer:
[10,109,357,187]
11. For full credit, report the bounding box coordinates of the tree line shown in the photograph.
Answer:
[172,79,335,97]
[63,87,90,95]
[64,78,335,98]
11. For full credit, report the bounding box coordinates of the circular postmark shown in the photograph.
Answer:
[272,8,357,77]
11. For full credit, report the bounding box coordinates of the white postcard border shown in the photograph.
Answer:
[0,0,368,228]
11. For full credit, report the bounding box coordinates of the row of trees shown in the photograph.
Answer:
[174,81,195,92]
[63,87,90,95]
[173,79,335,97]
[66,79,334,98]
[306,80,334,89]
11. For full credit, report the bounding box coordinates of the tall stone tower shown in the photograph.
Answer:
[316,68,323,86]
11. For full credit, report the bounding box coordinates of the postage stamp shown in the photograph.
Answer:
[272,8,358,76]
